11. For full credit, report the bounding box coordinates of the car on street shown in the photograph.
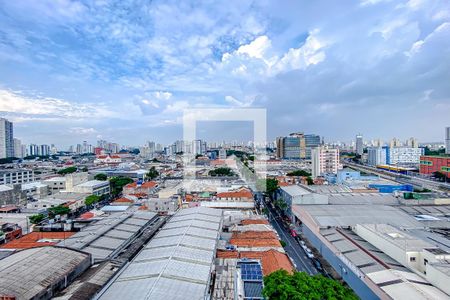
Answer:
[305,248,314,259]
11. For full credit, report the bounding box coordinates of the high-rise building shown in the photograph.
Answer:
[311,146,340,178]
[446,127,450,155]
[27,144,39,156]
[39,144,50,156]
[367,147,387,166]
[390,137,402,148]
[276,132,320,159]
[406,137,418,148]
[355,134,363,155]
[13,138,23,158]
[0,118,14,159]
[218,148,227,159]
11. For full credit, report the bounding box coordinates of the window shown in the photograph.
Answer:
[424,259,428,265]
[410,257,416,262]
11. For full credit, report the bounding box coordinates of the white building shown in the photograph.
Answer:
[42,176,66,194]
[94,154,122,164]
[71,180,110,196]
[0,169,34,185]
[367,147,387,166]
[219,148,227,159]
[389,147,424,165]
[13,138,23,158]
[0,118,14,159]
[311,146,340,178]
[354,224,450,296]
[355,134,363,155]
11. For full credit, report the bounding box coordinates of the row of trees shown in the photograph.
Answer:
[209,167,235,177]
[263,270,358,300]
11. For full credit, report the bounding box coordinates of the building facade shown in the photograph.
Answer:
[0,169,34,185]
[355,134,363,155]
[388,147,424,166]
[367,147,387,166]
[0,118,14,159]
[311,146,340,178]
[276,133,320,160]
[420,155,450,178]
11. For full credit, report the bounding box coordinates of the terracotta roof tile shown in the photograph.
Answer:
[113,197,134,203]
[216,250,239,258]
[241,219,269,225]
[240,249,294,275]
[217,189,253,199]
[0,231,75,249]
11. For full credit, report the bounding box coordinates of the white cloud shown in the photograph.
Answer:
[0,89,116,120]
[221,31,326,78]
[236,36,272,59]
[69,127,97,135]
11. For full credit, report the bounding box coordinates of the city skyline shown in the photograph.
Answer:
[0,0,449,145]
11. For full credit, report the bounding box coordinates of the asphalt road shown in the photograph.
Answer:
[256,193,318,275]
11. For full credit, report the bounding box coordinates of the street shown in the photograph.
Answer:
[256,193,318,275]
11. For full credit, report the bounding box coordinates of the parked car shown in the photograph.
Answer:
[305,248,314,259]
[313,259,323,272]
[290,229,297,237]
[300,240,307,250]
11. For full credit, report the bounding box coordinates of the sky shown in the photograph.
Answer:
[0,0,449,148]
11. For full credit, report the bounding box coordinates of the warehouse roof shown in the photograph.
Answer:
[280,185,311,196]
[60,210,157,260]
[0,246,90,300]
[97,207,223,300]
[293,204,422,228]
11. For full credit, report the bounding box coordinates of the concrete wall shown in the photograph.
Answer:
[301,224,382,300]
[426,264,450,296]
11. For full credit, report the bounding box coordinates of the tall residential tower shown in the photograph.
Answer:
[0,118,14,159]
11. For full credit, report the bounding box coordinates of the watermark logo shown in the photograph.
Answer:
[182,108,267,191]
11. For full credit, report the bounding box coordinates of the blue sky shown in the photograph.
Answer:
[0,0,449,147]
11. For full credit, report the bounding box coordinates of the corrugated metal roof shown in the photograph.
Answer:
[96,207,223,300]
[60,210,157,260]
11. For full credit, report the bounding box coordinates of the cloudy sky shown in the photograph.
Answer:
[0,0,449,148]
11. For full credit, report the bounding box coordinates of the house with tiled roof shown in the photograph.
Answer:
[94,154,122,165]
[216,187,253,202]
[123,181,159,197]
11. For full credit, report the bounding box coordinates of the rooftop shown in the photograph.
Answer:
[294,204,422,228]
[96,207,223,300]
[76,180,109,187]
[0,247,90,300]
[60,210,157,260]
[0,231,75,249]
[280,185,311,196]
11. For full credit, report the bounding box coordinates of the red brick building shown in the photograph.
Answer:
[420,155,450,178]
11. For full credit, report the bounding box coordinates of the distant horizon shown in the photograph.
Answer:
[1,1,449,146]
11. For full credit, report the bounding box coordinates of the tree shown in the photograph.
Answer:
[146,166,159,180]
[57,166,77,175]
[94,173,108,181]
[306,176,314,185]
[256,178,279,196]
[433,171,447,182]
[263,270,358,300]
[109,176,134,196]
[287,170,311,177]
[85,195,101,206]
[209,167,235,176]
[48,205,70,217]
[29,214,45,224]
